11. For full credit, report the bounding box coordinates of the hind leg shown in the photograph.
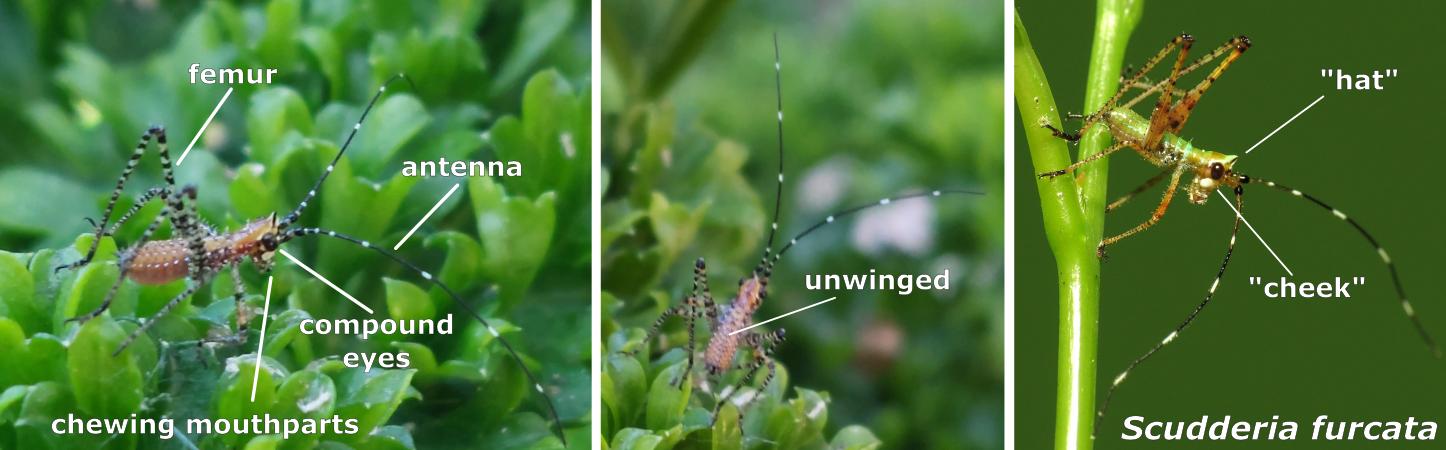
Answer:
[711,329,786,420]
[58,126,174,272]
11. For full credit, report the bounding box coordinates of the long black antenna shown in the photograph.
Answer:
[282,228,568,446]
[279,73,415,229]
[772,189,985,265]
[1248,176,1441,357]
[757,32,786,276]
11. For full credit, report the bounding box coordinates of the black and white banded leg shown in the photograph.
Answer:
[58,126,175,273]
[68,188,184,325]
[711,328,786,421]
[119,274,212,356]
[1095,186,1244,438]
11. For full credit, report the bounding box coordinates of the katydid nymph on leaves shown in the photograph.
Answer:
[626,34,982,421]
[1036,33,1441,437]
[54,74,567,445]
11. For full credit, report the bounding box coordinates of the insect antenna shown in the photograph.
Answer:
[272,76,565,444]
[281,227,568,446]
[1096,186,1244,438]
[751,33,984,278]
[771,189,985,266]
[277,73,417,230]
[754,32,787,279]
[1245,176,1441,357]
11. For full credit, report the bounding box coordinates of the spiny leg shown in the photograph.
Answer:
[199,264,250,347]
[1106,168,1173,212]
[711,329,786,419]
[1163,36,1251,135]
[1037,141,1132,179]
[109,187,168,234]
[697,258,721,331]
[168,185,212,282]
[58,126,174,272]
[1096,186,1244,438]
[232,265,249,337]
[67,190,181,324]
[629,299,697,356]
[1120,36,1251,111]
[1250,178,1442,357]
[1140,34,1195,152]
[678,257,724,387]
[1063,33,1195,141]
[1098,166,1184,256]
[281,227,567,445]
[117,275,211,356]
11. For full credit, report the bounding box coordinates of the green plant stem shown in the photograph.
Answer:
[1015,1,1141,449]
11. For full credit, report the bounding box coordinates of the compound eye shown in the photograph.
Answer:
[1209,162,1224,180]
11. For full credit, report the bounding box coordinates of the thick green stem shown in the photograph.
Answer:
[1016,2,1141,449]
[1078,0,1143,237]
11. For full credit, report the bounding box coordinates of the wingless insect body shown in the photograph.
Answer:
[630,34,982,420]
[1037,34,1440,437]
[55,75,567,445]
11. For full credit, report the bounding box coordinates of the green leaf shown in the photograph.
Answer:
[317,155,418,274]
[710,404,742,450]
[271,369,336,419]
[384,278,435,321]
[67,316,143,417]
[492,70,586,202]
[217,355,286,426]
[423,230,484,303]
[262,309,313,359]
[390,341,438,376]
[247,87,313,165]
[626,104,674,206]
[300,27,346,99]
[230,162,283,222]
[0,251,42,335]
[829,425,882,450]
[15,381,108,449]
[245,435,286,450]
[646,192,707,274]
[358,425,418,450]
[255,0,302,67]
[492,0,575,95]
[334,369,417,439]
[54,262,136,333]
[4,333,66,389]
[611,428,662,450]
[645,362,691,431]
[339,94,431,177]
[469,176,555,312]
[604,354,646,433]
[0,384,27,425]
[0,168,93,245]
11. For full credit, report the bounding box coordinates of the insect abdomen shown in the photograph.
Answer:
[704,329,739,374]
[123,232,257,285]
[124,239,191,285]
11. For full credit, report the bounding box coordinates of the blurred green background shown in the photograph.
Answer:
[602,1,1002,449]
[1017,1,1446,449]
[0,0,590,449]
